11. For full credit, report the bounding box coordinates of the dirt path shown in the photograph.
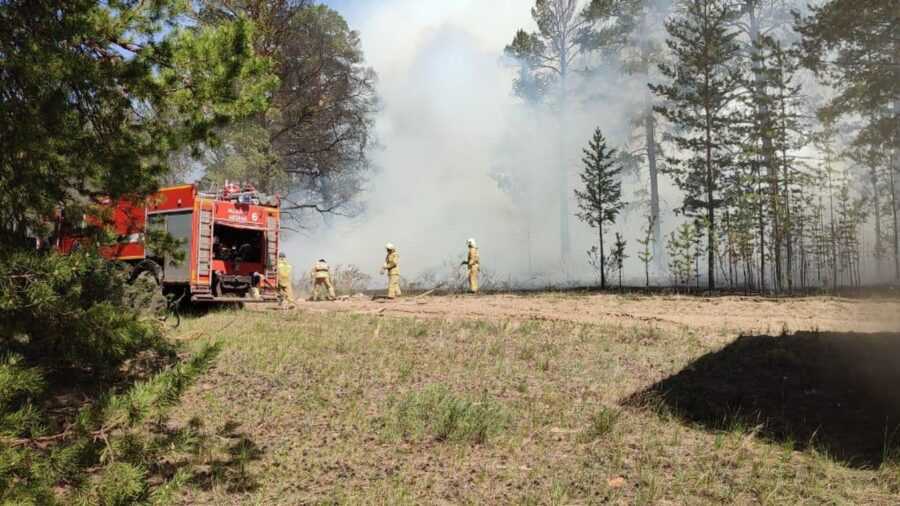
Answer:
[290,293,900,335]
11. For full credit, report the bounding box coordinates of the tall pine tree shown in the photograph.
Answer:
[650,0,743,290]
[507,0,612,262]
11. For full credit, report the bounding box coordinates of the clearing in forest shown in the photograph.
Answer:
[172,294,900,504]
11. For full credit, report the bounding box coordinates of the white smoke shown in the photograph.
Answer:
[286,0,680,287]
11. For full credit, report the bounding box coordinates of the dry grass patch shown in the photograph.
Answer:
[166,304,900,505]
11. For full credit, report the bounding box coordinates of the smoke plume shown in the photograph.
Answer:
[287,0,678,288]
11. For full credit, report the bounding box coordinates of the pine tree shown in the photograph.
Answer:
[848,142,889,276]
[741,36,807,293]
[796,0,899,281]
[610,233,629,289]
[816,118,843,291]
[575,127,626,289]
[507,0,604,262]
[584,0,668,261]
[0,1,273,502]
[0,0,276,241]
[650,0,743,290]
[795,0,899,163]
[667,222,699,286]
[637,213,656,287]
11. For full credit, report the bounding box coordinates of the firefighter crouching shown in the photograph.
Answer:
[380,243,401,299]
[460,238,480,294]
[310,258,336,301]
[277,252,296,308]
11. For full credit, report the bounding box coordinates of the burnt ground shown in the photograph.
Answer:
[625,330,900,468]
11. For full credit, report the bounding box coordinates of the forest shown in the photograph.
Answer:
[506,0,898,293]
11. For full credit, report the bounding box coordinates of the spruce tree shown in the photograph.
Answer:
[650,0,743,290]
[575,127,626,289]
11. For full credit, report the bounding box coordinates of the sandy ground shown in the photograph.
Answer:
[292,292,900,335]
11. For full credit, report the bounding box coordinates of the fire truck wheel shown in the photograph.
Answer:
[127,269,168,321]
[129,260,162,284]
[212,273,223,297]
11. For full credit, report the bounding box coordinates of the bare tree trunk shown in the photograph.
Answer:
[704,107,715,290]
[827,170,838,291]
[781,96,794,293]
[892,63,900,281]
[756,162,766,292]
[558,39,571,264]
[890,150,899,281]
[599,224,606,290]
[646,108,661,261]
[639,14,663,272]
[869,162,883,277]
[748,1,780,293]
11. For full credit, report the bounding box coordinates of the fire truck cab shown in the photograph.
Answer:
[58,183,282,302]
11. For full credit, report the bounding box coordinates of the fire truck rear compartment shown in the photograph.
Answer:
[212,225,266,297]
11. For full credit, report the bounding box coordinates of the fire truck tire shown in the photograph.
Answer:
[212,273,223,297]
[129,260,162,285]
[127,262,167,320]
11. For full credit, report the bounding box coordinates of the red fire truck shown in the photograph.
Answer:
[57,183,282,303]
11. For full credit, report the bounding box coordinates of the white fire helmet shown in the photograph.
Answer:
[467,238,476,248]
[385,242,395,251]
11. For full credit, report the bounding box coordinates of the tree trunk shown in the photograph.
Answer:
[645,108,661,263]
[748,1,780,293]
[640,17,662,270]
[558,39,571,264]
[599,225,606,290]
[870,162,882,277]
[827,169,838,291]
[781,96,794,293]
[889,150,899,281]
[704,106,715,290]
[756,162,766,292]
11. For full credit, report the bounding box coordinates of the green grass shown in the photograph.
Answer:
[579,406,621,443]
[167,306,898,505]
[381,384,507,444]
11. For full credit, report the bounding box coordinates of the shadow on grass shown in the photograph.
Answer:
[623,331,900,468]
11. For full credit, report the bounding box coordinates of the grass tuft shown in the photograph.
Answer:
[383,384,507,445]
[579,406,621,443]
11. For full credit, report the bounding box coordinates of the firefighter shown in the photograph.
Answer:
[277,252,296,308]
[460,238,480,293]
[310,258,336,301]
[380,243,401,299]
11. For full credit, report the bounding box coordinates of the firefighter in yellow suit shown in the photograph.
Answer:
[461,238,480,293]
[310,258,336,301]
[277,252,296,308]
[380,243,401,299]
